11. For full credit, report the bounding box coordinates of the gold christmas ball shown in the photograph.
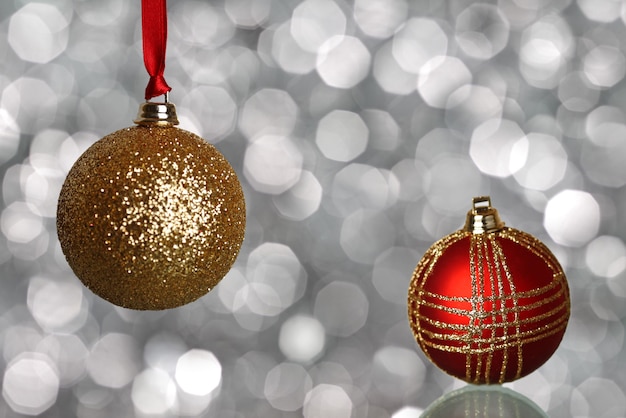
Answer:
[57,102,245,310]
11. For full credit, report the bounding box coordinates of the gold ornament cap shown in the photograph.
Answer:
[134,95,179,126]
[463,196,505,234]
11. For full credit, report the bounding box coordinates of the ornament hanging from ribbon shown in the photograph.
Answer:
[408,197,570,384]
[57,0,246,310]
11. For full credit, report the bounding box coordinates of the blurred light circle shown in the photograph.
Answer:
[313,282,369,337]
[131,368,177,415]
[228,46,262,94]
[362,109,400,151]
[445,85,503,133]
[235,282,282,319]
[470,119,528,178]
[304,384,353,418]
[291,0,346,53]
[392,18,448,74]
[245,243,307,316]
[75,0,125,26]
[316,36,371,89]
[1,202,44,244]
[577,0,622,22]
[497,0,539,29]
[556,105,587,139]
[175,349,222,397]
[143,332,188,375]
[87,333,141,389]
[455,4,510,60]
[519,15,573,89]
[571,378,626,417]
[372,247,421,304]
[37,334,88,388]
[308,361,353,387]
[2,77,58,135]
[2,353,59,416]
[27,277,85,332]
[171,1,235,49]
[217,268,248,313]
[373,41,417,95]
[66,27,119,63]
[244,135,303,194]
[239,88,299,140]
[0,109,20,166]
[589,285,626,321]
[512,133,567,191]
[372,346,426,400]
[415,128,465,162]
[418,56,472,109]
[586,106,626,144]
[424,156,484,215]
[316,110,369,161]
[279,315,326,363]
[234,351,277,400]
[557,71,600,112]
[224,0,270,28]
[585,236,626,278]
[272,21,317,74]
[22,155,66,218]
[581,122,626,187]
[272,170,323,220]
[332,164,400,215]
[257,24,276,65]
[78,88,133,132]
[8,3,70,63]
[264,363,312,411]
[3,325,43,364]
[583,45,626,88]
[354,0,408,39]
[392,159,426,202]
[182,45,255,87]
[544,190,600,247]
[308,83,349,117]
[563,311,609,355]
[340,209,396,264]
[180,86,237,142]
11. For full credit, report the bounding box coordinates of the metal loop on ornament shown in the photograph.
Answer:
[134,94,179,126]
[463,196,505,234]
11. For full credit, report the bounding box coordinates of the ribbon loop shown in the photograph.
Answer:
[142,0,171,100]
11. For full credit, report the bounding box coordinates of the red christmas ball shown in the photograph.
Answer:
[408,197,570,384]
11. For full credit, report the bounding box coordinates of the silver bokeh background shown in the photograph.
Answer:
[1,0,626,416]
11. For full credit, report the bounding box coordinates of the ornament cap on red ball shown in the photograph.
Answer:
[463,196,505,234]
[408,196,570,385]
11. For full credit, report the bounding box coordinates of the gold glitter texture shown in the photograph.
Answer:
[408,223,570,384]
[57,125,246,310]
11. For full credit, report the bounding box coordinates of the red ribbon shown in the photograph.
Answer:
[141,0,171,100]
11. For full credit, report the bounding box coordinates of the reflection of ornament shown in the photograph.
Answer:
[57,102,245,310]
[422,385,548,418]
[408,197,570,384]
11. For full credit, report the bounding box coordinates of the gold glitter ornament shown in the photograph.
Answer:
[408,197,570,384]
[57,102,246,310]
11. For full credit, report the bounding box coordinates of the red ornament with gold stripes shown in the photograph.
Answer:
[408,197,570,384]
